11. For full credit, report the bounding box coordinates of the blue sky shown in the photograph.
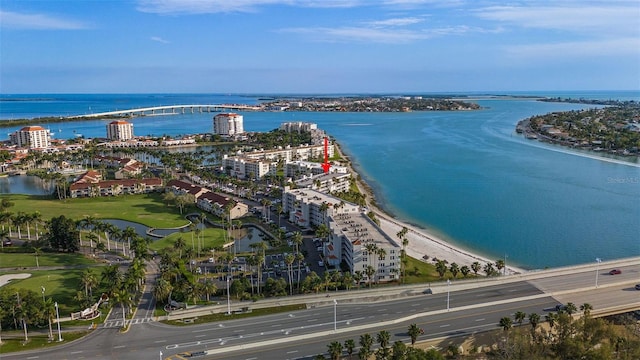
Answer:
[1,0,639,93]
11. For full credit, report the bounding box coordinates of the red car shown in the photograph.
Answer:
[609,269,622,275]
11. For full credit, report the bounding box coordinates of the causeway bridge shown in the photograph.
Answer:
[67,104,261,118]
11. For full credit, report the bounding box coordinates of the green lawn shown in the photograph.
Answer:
[2,268,100,314]
[0,193,191,228]
[0,252,97,269]
[0,331,89,354]
[149,227,228,252]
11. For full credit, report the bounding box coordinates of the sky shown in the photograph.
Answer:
[1,0,639,94]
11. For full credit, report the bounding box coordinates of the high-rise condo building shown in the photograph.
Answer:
[107,120,134,141]
[10,126,51,149]
[213,113,244,136]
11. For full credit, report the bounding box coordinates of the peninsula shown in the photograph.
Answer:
[516,103,640,156]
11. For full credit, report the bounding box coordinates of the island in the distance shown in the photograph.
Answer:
[516,99,640,156]
[259,96,481,112]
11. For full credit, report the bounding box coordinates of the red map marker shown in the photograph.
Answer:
[322,137,331,173]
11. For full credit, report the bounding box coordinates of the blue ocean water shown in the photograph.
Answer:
[1,92,639,269]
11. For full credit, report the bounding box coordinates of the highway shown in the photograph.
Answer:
[2,260,638,360]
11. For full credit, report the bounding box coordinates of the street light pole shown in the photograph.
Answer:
[595,258,602,288]
[333,299,337,332]
[41,286,46,303]
[446,279,451,311]
[54,301,63,342]
[226,276,231,315]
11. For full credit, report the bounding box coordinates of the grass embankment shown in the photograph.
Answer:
[163,304,307,326]
[0,193,189,228]
[0,331,90,353]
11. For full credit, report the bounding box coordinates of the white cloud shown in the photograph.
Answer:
[505,37,640,59]
[0,10,88,30]
[475,4,640,34]
[279,24,491,43]
[136,0,362,14]
[151,36,170,43]
[366,17,425,27]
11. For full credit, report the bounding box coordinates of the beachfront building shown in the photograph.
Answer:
[107,120,134,141]
[327,212,401,283]
[285,161,348,180]
[294,172,351,193]
[213,113,244,136]
[282,187,359,229]
[10,126,51,149]
[243,143,334,163]
[222,155,274,180]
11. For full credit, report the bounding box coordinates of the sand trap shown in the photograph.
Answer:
[0,273,32,287]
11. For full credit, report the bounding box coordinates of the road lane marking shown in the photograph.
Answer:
[27,357,39,359]
[475,318,485,322]
[286,350,298,354]
[439,324,450,328]
[70,351,83,354]
[233,329,245,333]
[196,334,207,338]
[114,345,126,349]
[154,340,167,343]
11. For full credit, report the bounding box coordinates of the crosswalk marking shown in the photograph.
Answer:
[103,317,154,328]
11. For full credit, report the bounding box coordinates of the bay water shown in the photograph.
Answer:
[1,92,638,269]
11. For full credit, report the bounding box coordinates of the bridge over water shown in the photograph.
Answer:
[67,104,261,118]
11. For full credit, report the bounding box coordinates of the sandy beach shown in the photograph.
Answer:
[336,143,526,275]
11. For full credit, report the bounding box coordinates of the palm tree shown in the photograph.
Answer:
[564,302,577,316]
[80,269,98,297]
[31,211,43,241]
[580,303,593,317]
[545,312,558,330]
[358,333,373,360]
[365,265,375,289]
[33,247,42,268]
[376,330,391,358]
[344,339,356,359]
[514,311,526,325]
[113,288,133,330]
[471,261,481,276]
[202,279,217,302]
[528,313,541,332]
[460,265,471,278]
[449,262,460,279]
[495,259,505,275]
[483,262,495,276]
[43,297,55,341]
[435,260,448,278]
[173,236,187,259]
[499,316,513,331]
[407,323,422,346]
[327,341,343,360]
[153,278,173,305]
[285,253,295,295]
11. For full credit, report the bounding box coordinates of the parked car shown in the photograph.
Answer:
[2,239,12,246]
[634,284,640,290]
[609,269,622,275]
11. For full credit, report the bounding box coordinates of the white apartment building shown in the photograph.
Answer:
[222,155,273,180]
[328,212,401,283]
[285,161,349,180]
[295,172,351,193]
[213,113,244,136]
[282,187,359,229]
[243,143,334,162]
[107,120,134,141]
[10,126,51,149]
[279,122,318,133]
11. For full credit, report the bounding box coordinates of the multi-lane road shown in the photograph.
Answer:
[3,259,638,360]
